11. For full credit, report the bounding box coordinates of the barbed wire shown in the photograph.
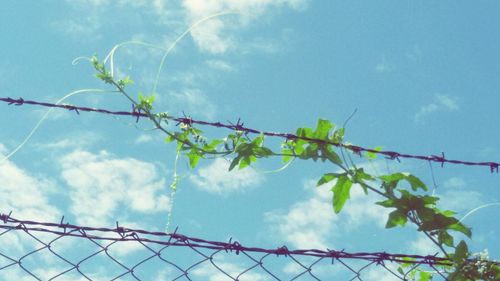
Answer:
[1,96,499,173]
[0,212,461,280]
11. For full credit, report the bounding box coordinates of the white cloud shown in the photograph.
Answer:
[182,0,309,54]
[414,94,459,123]
[0,144,63,265]
[134,134,154,144]
[443,177,466,189]
[375,57,393,73]
[169,88,217,120]
[205,59,235,72]
[265,172,391,249]
[362,264,401,281]
[189,158,264,194]
[0,144,61,222]
[439,190,483,213]
[35,132,100,150]
[59,150,171,225]
[265,196,337,249]
[409,235,441,256]
[438,176,484,212]
[436,94,459,110]
[51,16,102,41]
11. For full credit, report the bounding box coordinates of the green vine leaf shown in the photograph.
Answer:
[379,172,427,191]
[313,119,334,140]
[138,92,155,111]
[228,134,272,171]
[385,210,408,228]
[331,173,353,213]
[317,173,341,186]
[438,230,455,247]
[365,146,383,160]
[454,240,469,264]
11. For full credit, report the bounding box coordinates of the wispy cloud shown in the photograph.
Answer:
[205,59,235,72]
[409,235,440,255]
[414,94,459,123]
[168,88,217,120]
[182,0,309,54]
[374,56,393,73]
[438,177,484,213]
[34,132,101,151]
[189,158,264,194]
[59,149,171,225]
[265,165,391,249]
[134,134,154,144]
[51,16,103,41]
[0,143,61,222]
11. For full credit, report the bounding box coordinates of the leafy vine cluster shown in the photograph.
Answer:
[90,55,499,281]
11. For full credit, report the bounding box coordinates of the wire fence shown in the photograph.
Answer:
[1,96,499,173]
[0,212,461,281]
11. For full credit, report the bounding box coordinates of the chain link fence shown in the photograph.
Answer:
[0,213,456,281]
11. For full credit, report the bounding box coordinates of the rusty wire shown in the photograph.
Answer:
[0,212,463,281]
[1,96,498,173]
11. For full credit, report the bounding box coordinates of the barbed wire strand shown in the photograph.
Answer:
[1,96,499,173]
[0,213,455,266]
[0,212,468,281]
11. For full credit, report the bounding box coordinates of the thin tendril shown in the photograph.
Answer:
[0,88,115,164]
[458,203,500,224]
[428,161,438,196]
[248,158,296,174]
[103,41,166,78]
[152,11,240,95]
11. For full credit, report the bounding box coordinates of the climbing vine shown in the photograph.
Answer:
[88,52,499,280]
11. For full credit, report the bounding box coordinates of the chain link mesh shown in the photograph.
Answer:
[0,213,456,281]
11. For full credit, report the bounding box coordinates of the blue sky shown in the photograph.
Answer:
[0,1,499,280]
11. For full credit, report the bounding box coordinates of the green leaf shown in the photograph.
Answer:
[405,174,427,191]
[251,134,264,146]
[313,119,334,140]
[376,199,396,208]
[418,271,432,281]
[454,240,469,264]
[319,145,342,165]
[187,149,202,168]
[379,172,406,183]
[379,172,428,191]
[302,143,319,160]
[353,168,374,181]
[447,223,472,238]
[331,127,344,143]
[228,156,241,171]
[296,127,313,138]
[385,210,408,228]
[419,213,458,232]
[203,139,222,152]
[281,148,293,163]
[317,173,341,186]
[239,157,251,169]
[365,146,382,160]
[331,175,353,213]
[117,76,133,88]
[416,207,436,222]
[254,147,273,157]
[438,231,454,247]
